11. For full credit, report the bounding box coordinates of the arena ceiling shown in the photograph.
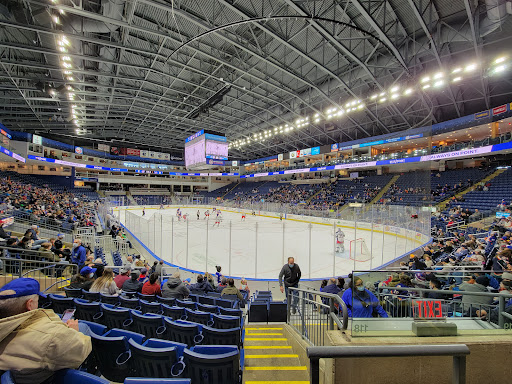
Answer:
[0,0,511,159]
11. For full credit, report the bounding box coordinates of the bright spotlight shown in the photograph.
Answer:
[495,57,506,64]
[433,72,444,79]
[452,68,462,74]
[433,80,444,88]
[494,65,507,73]
[421,76,430,83]
[465,63,477,72]
[404,88,413,95]
[452,76,462,82]
[370,94,378,100]
[422,84,431,89]
[379,98,387,103]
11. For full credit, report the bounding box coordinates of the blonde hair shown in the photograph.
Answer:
[90,269,114,291]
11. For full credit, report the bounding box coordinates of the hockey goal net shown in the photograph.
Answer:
[349,238,372,262]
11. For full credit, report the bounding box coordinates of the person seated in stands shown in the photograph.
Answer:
[320,277,341,295]
[221,278,244,301]
[68,266,96,291]
[142,273,162,296]
[477,280,512,324]
[162,271,190,300]
[427,279,446,300]
[0,278,92,384]
[114,266,131,289]
[138,267,149,283]
[0,222,13,240]
[39,242,60,262]
[204,272,216,289]
[190,274,214,293]
[459,275,493,316]
[239,278,250,295]
[341,277,388,318]
[216,277,228,293]
[423,255,434,268]
[89,269,120,296]
[453,245,469,260]
[122,270,144,293]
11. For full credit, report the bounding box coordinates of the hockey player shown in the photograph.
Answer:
[197,210,200,220]
[204,210,210,220]
[335,228,345,253]
[241,213,246,221]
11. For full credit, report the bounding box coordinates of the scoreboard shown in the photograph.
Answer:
[185,130,228,169]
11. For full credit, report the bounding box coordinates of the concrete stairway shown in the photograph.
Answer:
[126,191,137,206]
[436,168,507,211]
[366,174,400,206]
[221,182,240,199]
[243,324,310,384]
[306,180,332,204]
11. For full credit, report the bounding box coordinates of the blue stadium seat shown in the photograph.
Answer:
[100,293,120,306]
[82,290,100,302]
[201,325,242,347]
[74,299,103,323]
[49,294,75,314]
[140,300,163,315]
[161,318,203,347]
[216,298,237,309]
[219,308,243,318]
[212,313,241,329]
[130,310,166,339]
[197,295,216,306]
[176,299,197,310]
[137,293,157,302]
[156,296,176,306]
[124,378,191,384]
[127,338,186,378]
[79,320,107,336]
[64,287,83,298]
[101,304,132,330]
[184,346,242,384]
[89,328,144,382]
[161,304,186,320]
[184,308,213,326]
[196,303,219,314]
[248,302,269,323]
[53,369,110,384]
[120,296,141,310]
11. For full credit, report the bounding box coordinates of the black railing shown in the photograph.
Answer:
[307,344,470,384]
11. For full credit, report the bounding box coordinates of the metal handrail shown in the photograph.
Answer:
[289,287,348,331]
[307,344,470,384]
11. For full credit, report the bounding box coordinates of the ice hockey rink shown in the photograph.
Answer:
[117,206,428,280]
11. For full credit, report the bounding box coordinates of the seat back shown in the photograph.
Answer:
[248,302,268,323]
[82,290,100,302]
[140,300,162,314]
[64,287,83,298]
[119,296,140,309]
[49,294,75,314]
[162,318,200,347]
[127,338,180,378]
[123,379,191,384]
[90,332,132,382]
[198,296,216,306]
[101,304,131,330]
[219,308,242,318]
[216,298,235,309]
[100,293,120,306]
[161,304,185,320]
[53,369,110,384]
[212,314,240,329]
[74,299,102,322]
[184,347,241,384]
[131,311,164,339]
[201,325,241,347]
[78,320,107,336]
[184,308,212,326]
[137,293,156,302]
[156,296,176,306]
[197,303,219,314]
[176,299,197,310]
[269,302,287,322]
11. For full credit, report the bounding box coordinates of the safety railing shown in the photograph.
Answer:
[287,287,348,346]
[307,344,470,384]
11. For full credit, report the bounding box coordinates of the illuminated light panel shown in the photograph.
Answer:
[58,46,67,52]
[420,76,430,83]
[404,88,413,95]
[495,57,506,64]
[433,80,444,88]
[390,86,399,93]
[391,93,399,99]
[336,110,344,116]
[465,63,477,72]
[370,94,378,100]
[494,65,507,73]
[379,98,387,103]
[52,16,59,24]
[452,67,462,74]
[433,72,444,79]
[61,56,71,61]
[452,76,462,82]
[422,84,431,89]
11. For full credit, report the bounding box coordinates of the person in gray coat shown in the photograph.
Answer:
[162,271,190,300]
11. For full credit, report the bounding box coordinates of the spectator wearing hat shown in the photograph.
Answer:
[68,266,97,291]
[0,278,92,383]
[122,270,143,293]
[138,268,149,283]
[114,266,131,289]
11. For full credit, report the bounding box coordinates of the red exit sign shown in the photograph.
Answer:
[413,300,444,319]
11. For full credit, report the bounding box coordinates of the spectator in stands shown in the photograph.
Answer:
[477,280,512,324]
[221,278,244,301]
[90,258,105,278]
[427,279,446,300]
[321,278,341,295]
[122,270,143,293]
[71,238,87,270]
[279,257,301,313]
[162,271,190,300]
[138,268,148,283]
[39,242,60,262]
[459,275,493,316]
[68,266,96,291]
[216,277,228,293]
[19,236,34,250]
[89,269,120,296]
[154,260,164,276]
[240,278,250,295]
[0,278,92,384]
[0,222,13,240]
[341,277,388,318]
[215,265,223,285]
[424,255,434,268]
[142,273,162,296]
[114,267,131,289]
[190,274,214,293]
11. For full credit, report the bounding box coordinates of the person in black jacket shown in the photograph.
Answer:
[279,257,301,313]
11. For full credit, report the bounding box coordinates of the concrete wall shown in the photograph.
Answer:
[324,330,512,384]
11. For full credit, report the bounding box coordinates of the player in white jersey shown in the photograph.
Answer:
[335,228,345,253]
[216,209,222,218]
[241,213,246,221]
[176,208,182,221]
[213,215,222,227]
[160,203,164,210]
[204,210,210,219]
